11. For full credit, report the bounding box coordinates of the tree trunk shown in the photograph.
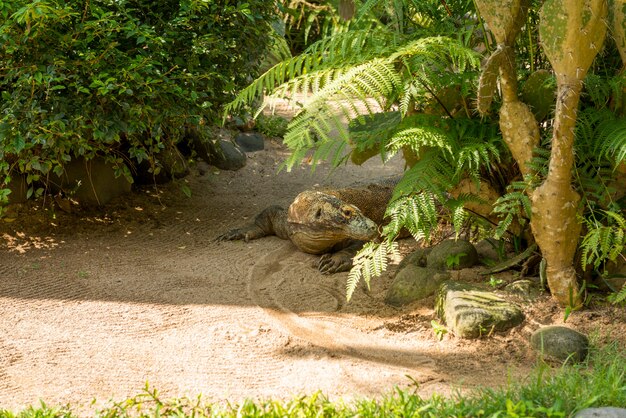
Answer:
[530,84,583,306]
[532,0,608,306]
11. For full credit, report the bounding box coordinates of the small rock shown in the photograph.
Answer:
[426,239,478,270]
[385,266,450,307]
[530,326,589,363]
[436,281,524,338]
[574,407,626,418]
[235,132,265,152]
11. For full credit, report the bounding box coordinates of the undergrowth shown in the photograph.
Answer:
[1,340,624,417]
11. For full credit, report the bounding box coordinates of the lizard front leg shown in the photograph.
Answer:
[216,205,289,242]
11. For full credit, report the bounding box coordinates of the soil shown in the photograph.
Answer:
[0,135,625,414]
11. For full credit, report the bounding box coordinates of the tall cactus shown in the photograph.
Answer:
[531,0,608,306]
[612,0,626,66]
[475,0,540,178]
[475,0,610,306]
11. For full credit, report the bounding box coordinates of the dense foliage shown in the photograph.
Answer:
[227,0,626,300]
[0,0,276,201]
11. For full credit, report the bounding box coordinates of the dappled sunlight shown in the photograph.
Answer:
[2,232,61,254]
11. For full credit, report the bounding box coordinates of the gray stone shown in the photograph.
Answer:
[530,326,589,363]
[235,132,265,152]
[192,137,246,171]
[187,127,246,171]
[574,407,626,418]
[426,239,478,270]
[436,281,525,338]
[474,238,505,263]
[212,140,247,170]
[397,247,431,271]
[385,266,450,307]
[50,157,132,206]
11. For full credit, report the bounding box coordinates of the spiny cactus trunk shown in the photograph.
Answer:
[530,85,583,306]
[612,0,626,116]
[475,0,540,178]
[531,0,608,307]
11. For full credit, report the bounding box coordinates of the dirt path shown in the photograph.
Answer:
[1,137,621,413]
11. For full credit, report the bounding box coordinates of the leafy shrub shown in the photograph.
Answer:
[255,114,289,138]
[0,0,277,201]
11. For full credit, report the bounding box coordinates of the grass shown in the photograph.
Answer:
[1,341,624,417]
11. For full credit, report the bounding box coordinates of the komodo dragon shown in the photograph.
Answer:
[216,176,400,274]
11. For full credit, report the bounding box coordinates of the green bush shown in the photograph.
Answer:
[0,0,277,200]
[255,114,289,138]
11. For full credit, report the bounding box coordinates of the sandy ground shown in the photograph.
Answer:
[0,135,624,414]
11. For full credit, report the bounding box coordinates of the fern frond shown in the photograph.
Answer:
[454,137,501,176]
[581,211,626,268]
[383,191,439,241]
[608,283,626,305]
[387,126,453,157]
[280,59,401,170]
[347,241,399,301]
[392,151,456,201]
[492,186,532,239]
[598,115,626,165]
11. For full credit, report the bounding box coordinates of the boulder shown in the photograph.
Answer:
[235,132,265,152]
[385,266,450,307]
[426,239,479,270]
[50,157,132,206]
[436,281,524,338]
[530,326,589,363]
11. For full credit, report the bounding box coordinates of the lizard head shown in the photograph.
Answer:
[286,190,378,254]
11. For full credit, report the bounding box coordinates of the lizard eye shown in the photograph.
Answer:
[315,208,322,219]
[342,208,353,218]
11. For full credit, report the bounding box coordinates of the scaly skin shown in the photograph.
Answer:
[216,177,399,274]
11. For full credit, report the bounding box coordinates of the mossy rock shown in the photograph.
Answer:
[426,239,478,271]
[397,247,432,271]
[436,281,525,339]
[385,266,450,307]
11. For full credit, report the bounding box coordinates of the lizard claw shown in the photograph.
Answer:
[215,228,247,242]
[317,253,352,274]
